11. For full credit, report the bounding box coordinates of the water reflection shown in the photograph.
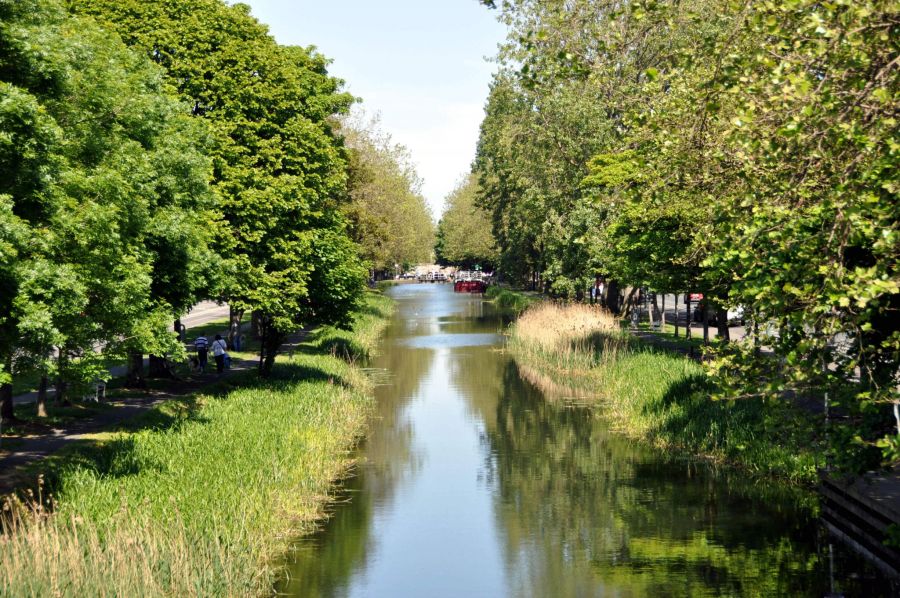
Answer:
[279,284,895,597]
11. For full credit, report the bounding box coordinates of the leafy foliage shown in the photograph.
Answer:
[68,0,367,375]
[341,111,434,274]
[0,0,216,400]
[475,0,899,470]
[435,174,498,268]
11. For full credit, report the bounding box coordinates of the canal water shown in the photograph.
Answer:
[279,284,895,597]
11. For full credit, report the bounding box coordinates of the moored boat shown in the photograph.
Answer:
[453,270,489,293]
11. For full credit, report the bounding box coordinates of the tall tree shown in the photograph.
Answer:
[478,0,900,469]
[435,174,498,269]
[69,0,367,375]
[1,0,217,415]
[701,0,899,468]
[341,112,434,276]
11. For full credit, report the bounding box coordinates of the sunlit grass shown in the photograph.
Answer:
[509,302,821,484]
[0,291,393,596]
[485,285,538,312]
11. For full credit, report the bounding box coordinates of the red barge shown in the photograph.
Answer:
[453,270,489,293]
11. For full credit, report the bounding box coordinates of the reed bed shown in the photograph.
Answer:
[508,302,820,484]
[0,292,394,596]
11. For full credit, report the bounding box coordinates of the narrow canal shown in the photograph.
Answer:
[279,284,894,597]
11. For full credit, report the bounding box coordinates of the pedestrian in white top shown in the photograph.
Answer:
[212,334,228,374]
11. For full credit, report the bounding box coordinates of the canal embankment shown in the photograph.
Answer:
[0,292,393,596]
[504,300,823,485]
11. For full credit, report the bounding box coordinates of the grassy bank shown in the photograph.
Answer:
[508,302,822,484]
[484,285,538,312]
[0,292,394,596]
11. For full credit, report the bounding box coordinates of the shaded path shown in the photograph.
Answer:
[0,330,306,496]
[12,301,230,408]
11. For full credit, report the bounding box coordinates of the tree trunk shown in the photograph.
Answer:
[622,286,639,320]
[673,293,679,337]
[0,382,13,422]
[56,350,70,405]
[605,280,621,315]
[659,292,666,332]
[258,316,268,375]
[753,311,760,356]
[251,311,264,340]
[36,374,48,418]
[257,317,283,378]
[148,354,172,378]
[686,298,692,339]
[175,318,185,342]
[228,306,244,350]
[702,306,710,345]
[126,351,146,388]
[716,306,730,342]
[262,333,282,377]
[0,353,12,421]
[650,293,662,328]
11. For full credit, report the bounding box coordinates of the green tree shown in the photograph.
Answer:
[1,0,217,416]
[69,0,367,376]
[700,0,899,468]
[435,174,498,269]
[475,0,681,298]
[341,112,434,276]
[479,0,899,469]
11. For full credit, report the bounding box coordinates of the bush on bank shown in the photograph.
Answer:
[0,292,394,596]
[508,302,822,485]
[485,285,537,313]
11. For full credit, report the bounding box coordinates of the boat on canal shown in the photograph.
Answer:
[454,270,488,293]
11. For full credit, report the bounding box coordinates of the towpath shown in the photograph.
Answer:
[0,321,307,497]
[12,301,229,408]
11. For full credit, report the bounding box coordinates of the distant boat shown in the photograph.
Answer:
[453,270,488,293]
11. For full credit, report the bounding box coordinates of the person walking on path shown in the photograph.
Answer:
[212,335,228,374]
[194,335,209,372]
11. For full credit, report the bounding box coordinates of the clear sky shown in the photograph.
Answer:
[239,1,506,217]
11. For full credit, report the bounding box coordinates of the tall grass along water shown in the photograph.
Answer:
[0,292,394,596]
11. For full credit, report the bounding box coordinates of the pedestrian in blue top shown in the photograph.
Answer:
[194,335,209,372]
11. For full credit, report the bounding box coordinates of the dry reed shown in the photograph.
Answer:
[513,302,619,352]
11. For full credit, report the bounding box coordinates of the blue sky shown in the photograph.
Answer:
[240,1,506,216]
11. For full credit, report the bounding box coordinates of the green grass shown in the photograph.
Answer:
[0,291,394,596]
[509,312,823,485]
[485,285,539,312]
[627,321,706,352]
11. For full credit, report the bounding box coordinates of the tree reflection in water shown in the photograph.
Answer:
[479,359,888,597]
[279,286,894,597]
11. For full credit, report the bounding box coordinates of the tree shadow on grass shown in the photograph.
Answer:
[293,331,369,365]
[641,372,763,458]
[6,353,353,504]
[267,361,350,388]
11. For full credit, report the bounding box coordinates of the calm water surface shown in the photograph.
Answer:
[279,284,894,597]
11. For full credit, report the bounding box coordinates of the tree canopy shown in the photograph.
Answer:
[435,174,498,269]
[1,0,217,412]
[341,112,434,275]
[68,0,368,375]
[475,0,899,470]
